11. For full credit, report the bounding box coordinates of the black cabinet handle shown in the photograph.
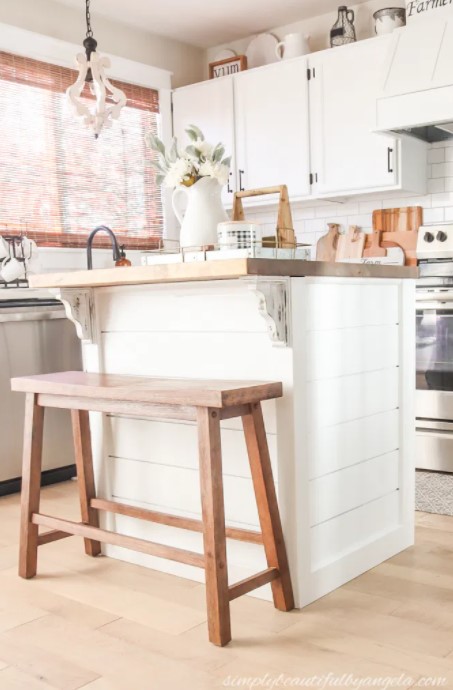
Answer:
[227,172,233,194]
[387,147,394,173]
[239,169,245,192]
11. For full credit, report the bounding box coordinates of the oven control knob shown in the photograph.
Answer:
[437,230,448,242]
[424,232,435,243]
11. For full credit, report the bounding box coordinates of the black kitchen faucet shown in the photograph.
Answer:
[86,225,121,270]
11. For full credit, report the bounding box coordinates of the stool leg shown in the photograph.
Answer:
[71,410,101,557]
[242,403,294,612]
[197,407,231,647]
[19,393,44,579]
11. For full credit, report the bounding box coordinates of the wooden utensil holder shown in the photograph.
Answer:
[232,186,296,249]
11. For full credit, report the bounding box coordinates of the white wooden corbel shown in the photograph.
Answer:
[246,277,291,346]
[52,288,95,344]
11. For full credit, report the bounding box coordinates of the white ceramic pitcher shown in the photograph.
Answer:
[275,33,310,60]
[172,176,228,249]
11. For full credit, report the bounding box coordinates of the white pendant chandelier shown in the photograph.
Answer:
[67,0,127,138]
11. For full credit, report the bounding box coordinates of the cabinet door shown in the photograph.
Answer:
[234,59,311,199]
[309,37,398,195]
[172,77,236,204]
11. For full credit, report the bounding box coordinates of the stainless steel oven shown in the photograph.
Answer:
[416,223,453,472]
[417,286,453,471]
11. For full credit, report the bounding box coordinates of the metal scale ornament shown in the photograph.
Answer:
[66,0,127,137]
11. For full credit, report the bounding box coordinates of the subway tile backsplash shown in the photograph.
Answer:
[246,143,453,252]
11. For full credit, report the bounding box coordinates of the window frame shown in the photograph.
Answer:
[0,22,174,248]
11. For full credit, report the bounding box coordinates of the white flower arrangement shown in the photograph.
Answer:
[145,125,231,189]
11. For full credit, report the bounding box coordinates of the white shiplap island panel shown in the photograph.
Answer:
[33,264,415,608]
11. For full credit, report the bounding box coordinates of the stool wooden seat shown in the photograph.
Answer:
[11,371,294,646]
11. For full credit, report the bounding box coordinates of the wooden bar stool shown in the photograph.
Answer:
[11,371,294,646]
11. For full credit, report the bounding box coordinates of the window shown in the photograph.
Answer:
[0,51,163,248]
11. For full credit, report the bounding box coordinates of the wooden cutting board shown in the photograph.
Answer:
[336,225,366,261]
[363,231,386,258]
[374,207,423,233]
[316,223,340,262]
[371,206,423,266]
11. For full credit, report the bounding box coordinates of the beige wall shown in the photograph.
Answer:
[0,0,204,87]
[206,0,405,73]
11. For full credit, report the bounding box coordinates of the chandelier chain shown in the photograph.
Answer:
[85,0,93,37]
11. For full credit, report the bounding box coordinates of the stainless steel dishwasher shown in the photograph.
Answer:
[0,295,82,494]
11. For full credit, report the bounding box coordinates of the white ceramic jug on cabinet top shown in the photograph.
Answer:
[172,176,228,249]
[275,33,310,60]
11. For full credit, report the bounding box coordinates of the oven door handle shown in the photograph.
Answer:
[417,419,453,432]
[416,429,453,447]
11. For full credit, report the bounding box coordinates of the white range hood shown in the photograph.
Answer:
[376,16,453,142]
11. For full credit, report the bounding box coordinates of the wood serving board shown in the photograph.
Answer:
[316,223,340,262]
[363,232,386,258]
[336,226,366,261]
[364,206,423,266]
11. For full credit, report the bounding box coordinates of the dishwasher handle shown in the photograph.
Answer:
[0,309,66,323]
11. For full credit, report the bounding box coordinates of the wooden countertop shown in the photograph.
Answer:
[29,259,418,289]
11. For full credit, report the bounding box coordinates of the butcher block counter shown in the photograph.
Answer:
[29,259,416,607]
[30,258,417,289]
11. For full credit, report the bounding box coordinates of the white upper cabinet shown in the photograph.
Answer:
[172,76,236,204]
[308,37,426,196]
[234,59,311,199]
[172,37,427,205]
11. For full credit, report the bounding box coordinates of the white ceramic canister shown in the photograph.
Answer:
[374,7,406,35]
[217,221,262,249]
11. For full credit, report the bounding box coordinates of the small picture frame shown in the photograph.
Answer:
[209,55,247,79]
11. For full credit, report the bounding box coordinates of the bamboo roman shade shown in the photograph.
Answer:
[0,51,162,247]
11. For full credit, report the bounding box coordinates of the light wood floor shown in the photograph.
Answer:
[0,482,452,689]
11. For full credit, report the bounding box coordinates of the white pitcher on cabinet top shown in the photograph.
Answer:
[275,33,310,60]
[172,177,229,249]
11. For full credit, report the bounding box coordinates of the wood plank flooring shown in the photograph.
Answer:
[0,481,452,689]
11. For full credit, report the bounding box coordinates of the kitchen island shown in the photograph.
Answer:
[30,259,416,607]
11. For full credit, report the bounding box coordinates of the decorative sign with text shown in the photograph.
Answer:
[406,0,453,23]
[209,56,247,79]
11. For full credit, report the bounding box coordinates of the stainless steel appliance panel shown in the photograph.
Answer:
[416,423,453,473]
[416,293,453,393]
[416,389,453,421]
[0,303,82,483]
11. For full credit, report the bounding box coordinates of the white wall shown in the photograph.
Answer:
[0,0,204,87]
[243,142,453,252]
[206,0,405,70]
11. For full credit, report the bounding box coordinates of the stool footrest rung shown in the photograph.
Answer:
[228,567,280,601]
[32,513,205,568]
[37,530,73,546]
[90,497,263,545]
